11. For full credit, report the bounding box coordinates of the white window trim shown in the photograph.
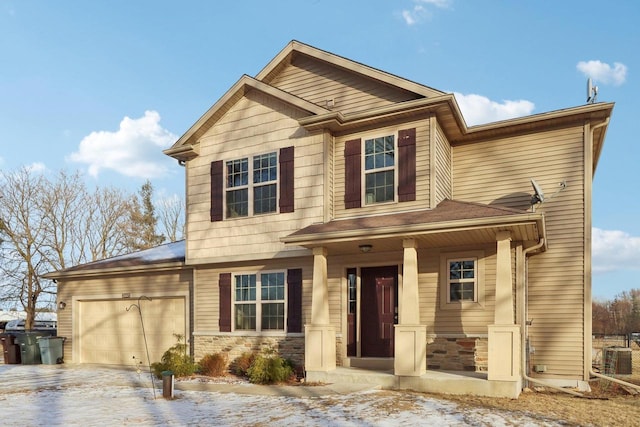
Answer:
[232,270,288,332]
[224,151,279,219]
[439,250,485,310]
[361,132,399,205]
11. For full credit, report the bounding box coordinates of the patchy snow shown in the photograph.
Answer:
[0,365,561,426]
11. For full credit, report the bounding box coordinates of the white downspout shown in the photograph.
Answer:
[519,239,586,397]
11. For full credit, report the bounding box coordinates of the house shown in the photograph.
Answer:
[50,41,613,398]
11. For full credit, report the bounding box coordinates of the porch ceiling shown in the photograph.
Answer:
[281,200,546,256]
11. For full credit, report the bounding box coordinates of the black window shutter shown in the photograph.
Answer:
[279,146,295,213]
[287,268,303,333]
[210,160,224,221]
[344,139,361,209]
[219,273,232,332]
[398,128,416,202]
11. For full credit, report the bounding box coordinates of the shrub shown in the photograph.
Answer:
[151,334,197,378]
[246,349,294,384]
[199,352,228,377]
[230,352,256,377]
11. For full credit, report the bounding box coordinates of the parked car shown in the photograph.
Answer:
[4,319,57,333]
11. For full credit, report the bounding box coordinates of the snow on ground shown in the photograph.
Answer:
[0,364,561,426]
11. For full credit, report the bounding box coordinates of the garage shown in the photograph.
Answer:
[77,297,186,365]
[46,240,192,366]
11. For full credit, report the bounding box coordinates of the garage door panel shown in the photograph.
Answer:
[78,298,186,365]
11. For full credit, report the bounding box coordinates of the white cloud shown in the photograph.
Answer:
[68,111,177,179]
[453,92,535,126]
[592,227,640,273]
[26,162,47,174]
[576,60,627,86]
[400,0,451,26]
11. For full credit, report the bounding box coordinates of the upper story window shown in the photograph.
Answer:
[225,152,277,218]
[364,135,395,204]
[211,147,294,222]
[344,128,415,210]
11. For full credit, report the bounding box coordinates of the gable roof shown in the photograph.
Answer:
[165,41,448,161]
[164,75,329,160]
[256,40,445,99]
[44,240,186,279]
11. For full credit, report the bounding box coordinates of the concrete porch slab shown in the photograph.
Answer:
[306,367,521,398]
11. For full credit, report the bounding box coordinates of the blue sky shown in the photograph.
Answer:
[1,0,638,300]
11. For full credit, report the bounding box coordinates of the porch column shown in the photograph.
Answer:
[488,231,521,382]
[394,238,427,376]
[494,231,514,325]
[305,247,336,372]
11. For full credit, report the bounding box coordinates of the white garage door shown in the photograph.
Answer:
[78,297,186,365]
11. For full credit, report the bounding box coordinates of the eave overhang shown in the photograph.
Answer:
[43,261,189,281]
[298,94,465,136]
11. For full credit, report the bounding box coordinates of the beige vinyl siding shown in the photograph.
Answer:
[418,246,497,335]
[333,119,430,219]
[434,122,452,204]
[452,125,586,377]
[193,258,313,333]
[185,90,324,263]
[269,55,421,115]
[56,269,191,364]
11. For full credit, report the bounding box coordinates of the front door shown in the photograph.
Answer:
[360,266,397,357]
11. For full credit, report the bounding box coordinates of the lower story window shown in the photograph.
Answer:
[447,259,477,302]
[234,272,285,331]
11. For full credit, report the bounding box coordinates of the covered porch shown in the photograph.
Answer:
[282,200,546,398]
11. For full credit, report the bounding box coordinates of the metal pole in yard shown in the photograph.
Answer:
[126,296,156,399]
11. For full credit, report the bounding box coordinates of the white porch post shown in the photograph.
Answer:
[488,231,521,382]
[394,238,427,376]
[305,247,336,372]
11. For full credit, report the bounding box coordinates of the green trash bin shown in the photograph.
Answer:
[38,336,66,364]
[15,331,53,365]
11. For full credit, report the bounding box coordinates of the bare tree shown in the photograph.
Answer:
[0,168,54,328]
[157,194,185,242]
[83,186,137,261]
[0,168,144,328]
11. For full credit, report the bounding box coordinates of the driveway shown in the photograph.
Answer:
[0,364,563,426]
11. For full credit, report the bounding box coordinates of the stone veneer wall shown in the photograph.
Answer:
[194,335,305,368]
[426,337,488,372]
[194,335,345,370]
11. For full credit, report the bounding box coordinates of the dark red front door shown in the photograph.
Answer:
[361,266,397,357]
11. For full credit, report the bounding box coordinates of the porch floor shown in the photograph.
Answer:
[306,367,522,398]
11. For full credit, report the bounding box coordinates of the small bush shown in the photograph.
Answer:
[199,352,228,377]
[246,349,294,384]
[151,334,197,378]
[230,352,256,377]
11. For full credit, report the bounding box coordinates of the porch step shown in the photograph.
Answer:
[347,358,394,370]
